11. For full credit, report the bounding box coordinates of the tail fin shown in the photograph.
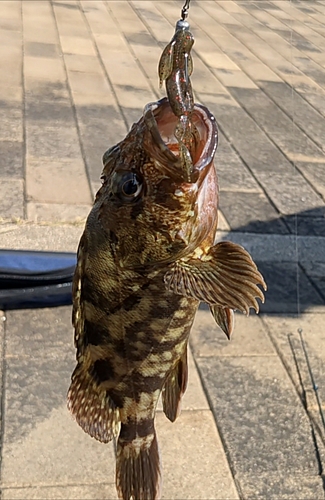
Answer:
[116,425,161,500]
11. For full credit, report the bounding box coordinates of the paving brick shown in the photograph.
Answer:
[156,411,239,500]
[26,125,81,160]
[0,179,24,220]
[26,202,91,223]
[200,96,323,215]
[0,141,23,178]
[2,383,116,487]
[63,53,103,73]
[256,261,324,314]
[261,312,325,429]
[227,86,325,162]
[297,162,325,201]
[24,56,66,88]
[24,42,60,59]
[219,190,288,234]
[216,134,260,192]
[259,81,325,152]
[26,159,92,205]
[52,1,90,38]
[0,104,22,142]
[301,261,325,303]
[25,98,75,127]
[285,212,325,237]
[218,1,325,100]
[196,354,322,497]
[2,484,117,500]
[22,1,58,44]
[191,309,276,358]
[0,223,83,252]
[219,231,325,265]
[66,70,112,97]
[238,474,324,500]
[5,306,73,368]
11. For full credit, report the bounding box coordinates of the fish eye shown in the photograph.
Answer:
[112,172,143,202]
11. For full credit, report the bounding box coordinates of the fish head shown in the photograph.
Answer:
[94,97,218,269]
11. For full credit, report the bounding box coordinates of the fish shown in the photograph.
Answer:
[67,95,266,500]
[67,19,266,500]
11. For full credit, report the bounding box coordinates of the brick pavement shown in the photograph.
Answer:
[0,1,325,499]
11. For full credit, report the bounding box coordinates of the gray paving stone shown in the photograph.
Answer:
[75,104,126,183]
[297,162,325,201]
[3,352,73,446]
[285,213,325,237]
[2,484,117,500]
[219,190,289,234]
[191,308,276,358]
[0,223,83,252]
[227,86,325,161]
[254,261,324,314]
[26,202,91,223]
[25,98,75,127]
[218,230,325,264]
[196,355,322,497]
[26,125,81,160]
[0,140,23,178]
[217,132,263,193]
[261,313,325,436]
[25,81,70,102]
[5,307,74,358]
[0,179,24,219]
[301,261,325,302]
[24,42,60,59]
[156,411,240,500]
[0,104,23,142]
[238,473,325,500]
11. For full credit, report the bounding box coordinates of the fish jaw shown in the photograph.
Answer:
[144,97,218,185]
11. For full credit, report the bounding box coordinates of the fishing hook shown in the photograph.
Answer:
[181,0,191,20]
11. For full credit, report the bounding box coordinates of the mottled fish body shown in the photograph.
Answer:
[68,96,266,500]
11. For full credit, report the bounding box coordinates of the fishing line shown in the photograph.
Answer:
[289,0,301,319]
[299,328,325,433]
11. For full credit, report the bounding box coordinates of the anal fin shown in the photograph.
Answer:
[67,364,119,443]
[209,305,234,339]
[162,347,188,422]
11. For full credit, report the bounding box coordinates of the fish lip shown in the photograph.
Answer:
[143,97,218,184]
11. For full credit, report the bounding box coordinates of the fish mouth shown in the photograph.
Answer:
[143,97,218,184]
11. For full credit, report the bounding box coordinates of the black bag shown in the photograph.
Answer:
[0,250,76,309]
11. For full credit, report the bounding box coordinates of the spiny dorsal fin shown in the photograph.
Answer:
[162,346,188,422]
[67,364,119,443]
[164,241,267,315]
[209,305,234,339]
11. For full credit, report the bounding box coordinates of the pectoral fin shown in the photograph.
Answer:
[164,241,267,315]
[162,347,188,422]
[209,305,234,339]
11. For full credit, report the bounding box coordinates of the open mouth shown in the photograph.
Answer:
[143,97,218,184]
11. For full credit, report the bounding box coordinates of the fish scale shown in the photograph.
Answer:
[67,10,266,500]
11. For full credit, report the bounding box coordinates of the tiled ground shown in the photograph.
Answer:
[1,1,325,499]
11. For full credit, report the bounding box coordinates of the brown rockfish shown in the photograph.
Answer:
[67,95,266,499]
